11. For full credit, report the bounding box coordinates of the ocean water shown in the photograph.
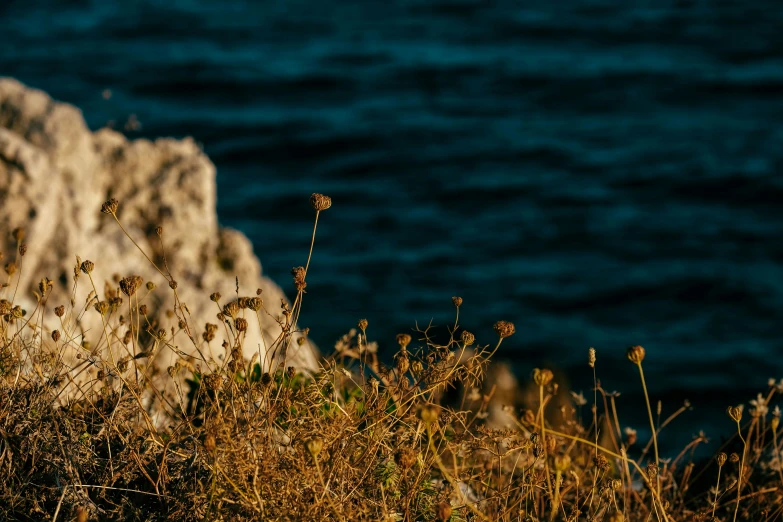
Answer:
[2,0,783,450]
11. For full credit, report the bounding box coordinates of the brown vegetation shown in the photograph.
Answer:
[0,193,781,521]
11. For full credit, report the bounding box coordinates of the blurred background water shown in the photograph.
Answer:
[2,0,782,452]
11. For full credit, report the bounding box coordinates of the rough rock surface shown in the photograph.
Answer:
[0,78,318,380]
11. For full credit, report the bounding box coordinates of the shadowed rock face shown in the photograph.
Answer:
[0,78,318,382]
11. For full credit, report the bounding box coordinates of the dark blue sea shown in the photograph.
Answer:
[2,0,783,451]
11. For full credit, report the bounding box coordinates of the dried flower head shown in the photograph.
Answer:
[589,347,596,368]
[533,368,554,387]
[54,305,65,317]
[646,462,659,480]
[210,292,221,302]
[248,297,263,311]
[80,260,94,275]
[38,277,53,296]
[452,296,463,307]
[554,454,571,472]
[223,301,240,319]
[310,193,332,211]
[717,452,728,467]
[461,330,475,346]
[12,227,25,242]
[396,333,412,349]
[727,405,743,423]
[594,454,610,472]
[395,448,417,469]
[493,320,515,339]
[306,438,323,458]
[139,304,148,316]
[261,372,272,386]
[4,262,16,277]
[146,281,156,291]
[51,330,61,342]
[235,317,248,332]
[119,275,143,297]
[419,405,439,425]
[169,279,178,290]
[627,345,646,364]
[101,198,119,214]
[729,452,740,463]
[358,318,368,331]
[94,301,109,316]
[155,225,163,236]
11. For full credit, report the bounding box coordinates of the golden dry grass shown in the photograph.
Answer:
[0,193,781,521]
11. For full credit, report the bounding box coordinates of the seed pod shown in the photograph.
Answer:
[627,345,646,364]
[101,198,119,214]
[493,320,515,338]
[461,330,475,346]
[54,305,65,317]
[533,368,554,387]
[396,333,411,349]
[309,193,332,211]
[139,304,148,316]
[452,296,463,307]
[51,330,61,342]
[119,275,143,297]
[235,317,248,332]
[80,260,94,274]
[717,452,727,467]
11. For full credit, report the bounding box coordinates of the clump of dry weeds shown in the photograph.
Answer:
[0,193,781,521]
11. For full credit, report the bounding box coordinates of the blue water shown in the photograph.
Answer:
[2,0,783,450]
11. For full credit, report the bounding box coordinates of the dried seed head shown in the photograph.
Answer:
[101,198,119,214]
[54,305,65,317]
[261,372,272,386]
[109,297,123,313]
[287,366,296,379]
[594,454,609,472]
[256,288,263,295]
[306,438,323,458]
[396,333,412,349]
[436,502,452,522]
[235,317,248,332]
[51,330,61,342]
[0,299,10,316]
[119,275,143,297]
[18,243,27,256]
[588,347,596,368]
[727,405,743,423]
[205,373,223,392]
[717,452,727,467]
[310,193,332,211]
[493,320,515,339]
[169,279,178,289]
[729,452,740,463]
[139,304,148,316]
[97,370,105,380]
[223,301,240,318]
[12,227,25,242]
[396,353,410,374]
[419,405,439,425]
[461,330,475,346]
[80,260,94,274]
[452,296,463,307]
[646,462,658,480]
[204,433,216,454]
[358,318,368,331]
[533,368,554,387]
[291,266,306,290]
[155,225,163,236]
[248,297,263,311]
[123,330,132,345]
[94,301,109,316]
[395,448,417,469]
[627,345,646,364]
[146,281,156,291]
[37,277,53,297]
[4,262,17,276]
[210,292,221,302]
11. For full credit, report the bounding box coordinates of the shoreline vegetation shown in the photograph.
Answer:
[0,193,781,521]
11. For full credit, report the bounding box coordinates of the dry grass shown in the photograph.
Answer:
[0,193,781,521]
